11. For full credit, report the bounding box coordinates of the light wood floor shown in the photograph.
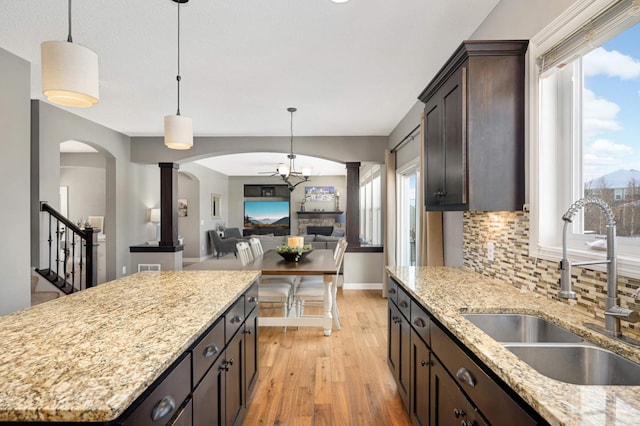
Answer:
[243,289,411,426]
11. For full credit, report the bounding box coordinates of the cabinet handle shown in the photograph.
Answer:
[413,318,427,328]
[247,296,258,303]
[150,395,176,421]
[399,300,409,308]
[434,190,448,198]
[456,367,477,388]
[453,408,465,418]
[420,359,429,367]
[231,315,243,324]
[203,344,219,358]
[388,288,397,294]
[245,328,253,335]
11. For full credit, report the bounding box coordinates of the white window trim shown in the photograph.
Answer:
[528,0,640,279]
[396,160,420,266]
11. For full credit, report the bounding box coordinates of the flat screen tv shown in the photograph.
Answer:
[244,200,290,229]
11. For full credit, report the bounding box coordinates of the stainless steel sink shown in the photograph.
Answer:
[461,313,584,343]
[505,344,640,386]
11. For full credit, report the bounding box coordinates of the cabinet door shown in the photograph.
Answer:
[410,329,430,426]
[424,93,444,208]
[225,329,245,426]
[388,300,410,411]
[244,306,259,397]
[192,355,225,426]
[441,64,466,207]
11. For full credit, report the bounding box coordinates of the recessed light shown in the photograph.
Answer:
[331,0,350,3]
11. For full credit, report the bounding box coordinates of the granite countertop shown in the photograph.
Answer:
[0,270,260,423]
[386,266,640,426]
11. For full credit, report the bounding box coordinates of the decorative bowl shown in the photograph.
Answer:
[276,246,313,262]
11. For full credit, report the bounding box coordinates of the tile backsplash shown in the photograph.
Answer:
[463,211,640,338]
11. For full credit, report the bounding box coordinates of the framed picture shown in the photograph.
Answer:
[211,193,221,218]
[178,199,188,217]
[305,186,335,202]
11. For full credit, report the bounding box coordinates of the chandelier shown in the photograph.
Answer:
[277,107,311,191]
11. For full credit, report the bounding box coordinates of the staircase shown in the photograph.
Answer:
[35,202,98,294]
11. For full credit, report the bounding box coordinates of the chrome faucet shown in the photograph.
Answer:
[559,197,639,342]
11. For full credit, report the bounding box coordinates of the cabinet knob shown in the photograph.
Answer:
[203,344,219,358]
[413,318,427,328]
[151,396,176,421]
[245,328,253,335]
[453,408,466,418]
[399,300,409,308]
[420,359,429,367]
[389,288,397,294]
[247,296,258,303]
[456,367,477,388]
[231,315,243,324]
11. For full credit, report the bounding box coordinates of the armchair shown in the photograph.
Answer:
[224,227,243,239]
[208,230,239,258]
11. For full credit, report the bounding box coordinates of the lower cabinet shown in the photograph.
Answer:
[387,277,544,426]
[121,280,259,426]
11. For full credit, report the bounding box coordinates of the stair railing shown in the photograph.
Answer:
[38,202,98,292]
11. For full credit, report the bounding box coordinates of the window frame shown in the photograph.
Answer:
[529,0,640,278]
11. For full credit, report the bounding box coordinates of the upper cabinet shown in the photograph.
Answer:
[419,40,528,211]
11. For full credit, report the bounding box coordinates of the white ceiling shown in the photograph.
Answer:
[1,0,500,173]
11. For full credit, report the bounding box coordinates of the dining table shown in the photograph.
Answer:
[245,248,338,336]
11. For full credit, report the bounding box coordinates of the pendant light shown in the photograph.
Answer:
[41,0,99,108]
[164,0,193,150]
[276,107,312,192]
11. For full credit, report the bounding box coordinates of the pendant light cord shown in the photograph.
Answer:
[176,2,182,116]
[66,0,73,42]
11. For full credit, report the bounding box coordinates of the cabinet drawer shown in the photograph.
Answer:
[410,300,430,346]
[245,280,259,314]
[396,285,411,320]
[431,322,537,426]
[124,354,191,426]
[192,318,225,387]
[225,297,245,343]
[387,277,398,305]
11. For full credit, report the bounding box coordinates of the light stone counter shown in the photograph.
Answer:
[386,266,640,426]
[0,270,260,423]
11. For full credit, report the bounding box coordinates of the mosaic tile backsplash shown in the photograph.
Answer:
[463,211,640,339]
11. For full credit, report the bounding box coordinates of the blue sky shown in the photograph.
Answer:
[244,201,289,222]
[583,22,640,181]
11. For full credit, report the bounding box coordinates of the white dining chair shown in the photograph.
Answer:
[250,237,298,286]
[294,239,347,330]
[238,241,292,324]
[298,239,344,286]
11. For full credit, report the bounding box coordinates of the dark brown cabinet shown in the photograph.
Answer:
[387,277,543,426]
[419,40,528,211]
[388,291,411,411]
[244,184,290,198]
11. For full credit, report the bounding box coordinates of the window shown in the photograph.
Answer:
[397,163,419,266]
[533,0,640,276]
[360,164,382,246]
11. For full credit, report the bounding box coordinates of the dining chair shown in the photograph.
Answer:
[249,237,298,286]
[298,239,344,285]
[237,241,292,323]
[294,239,347,330]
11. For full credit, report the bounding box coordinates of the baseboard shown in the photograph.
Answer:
[342,282,383,290]
[183,255,212,263]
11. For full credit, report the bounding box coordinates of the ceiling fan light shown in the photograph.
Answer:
[41,40,99,108]
[277,163,290,177]
[300,166,312,177]
[164,114,193,150]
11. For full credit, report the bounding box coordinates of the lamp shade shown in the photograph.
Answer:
[164,114,193,150]
[41,41,99,108]
[277,163,290,177]
[149,208,161,223]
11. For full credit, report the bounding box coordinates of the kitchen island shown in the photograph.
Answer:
[0,270,260,423]
[386,266,640,425]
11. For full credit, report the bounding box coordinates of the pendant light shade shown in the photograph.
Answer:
[164,114,193,150]
[164,0,193,150]
[41,1,99,108]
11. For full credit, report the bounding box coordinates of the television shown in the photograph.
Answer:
[244,200,290,229]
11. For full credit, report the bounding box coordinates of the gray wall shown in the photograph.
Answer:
[178,171,200,259]
[0,47,31,314]
[31,101,132,282]
[60,153,106,226]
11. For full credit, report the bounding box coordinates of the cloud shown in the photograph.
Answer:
[582,88,621,140]
[587,138,633,156]
[583,47,640,80]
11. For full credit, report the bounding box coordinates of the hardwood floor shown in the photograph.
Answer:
[243,289,411,426]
